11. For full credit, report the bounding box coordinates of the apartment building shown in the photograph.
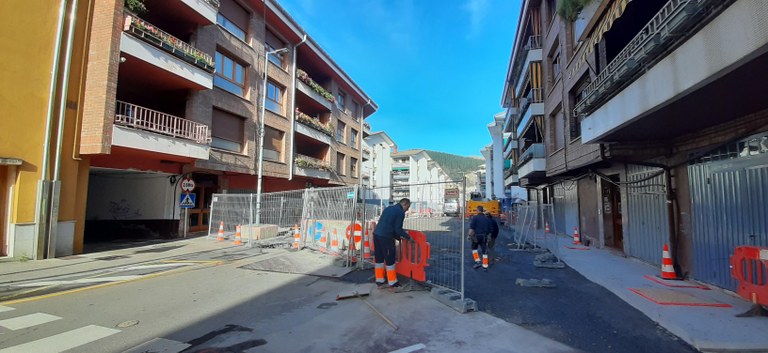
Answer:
[362,131,397,204]
[1,0,92,259]
[0,0,377,259]
[390,150,449,214]
[503,0,768,291]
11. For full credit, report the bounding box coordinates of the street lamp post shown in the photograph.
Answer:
[256,47,289,226]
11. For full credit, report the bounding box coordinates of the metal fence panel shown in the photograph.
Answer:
[625,164,669,265]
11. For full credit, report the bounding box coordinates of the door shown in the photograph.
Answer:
[188,185,216,232]
[606,178,623,250]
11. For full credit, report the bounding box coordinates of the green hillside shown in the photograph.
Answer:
[424,150,484,181]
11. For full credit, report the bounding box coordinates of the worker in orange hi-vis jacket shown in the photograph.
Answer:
[373,198,412,289]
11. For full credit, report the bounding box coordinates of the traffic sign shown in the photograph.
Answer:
[180,178,196,192]
[179,193,196,208]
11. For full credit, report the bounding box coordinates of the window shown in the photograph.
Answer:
[336,121,345,143]
[351,157,358,177]
[551,111,565,151]
[266,81,283,114]
[570,76,591,141]
[350,128,358,148]
[211,109,245,153]
[266,31,286,68]
[547,0,557,20]
[263,126,284,162]
[215,51,245,96]
[336,152,345,175]
[351,100,360,120]
[552,53,561,81]
[218,0,248,42]
[336,91,346,112]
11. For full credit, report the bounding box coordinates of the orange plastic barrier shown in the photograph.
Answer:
[396,230,430,282]
[730,246,768,306]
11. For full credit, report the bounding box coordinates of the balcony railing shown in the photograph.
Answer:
[519,143,546,165]
[203,0,220,8]
[297,69,335,103]
[526,35,542,50]
[295,109,333,136]
[115,101,211,144]
[123,13,214,72]
[295,154,332,171]
[574,0,729,116]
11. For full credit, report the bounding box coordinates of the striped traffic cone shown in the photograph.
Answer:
[217,221,225,241]
[330,229,339,256]
[545,222,550,234]
[661,244,678,280]
[232,225,242,245]
[319,225,327,253]
[292,224,300,250]
[363,225,371,260]
[573,226,581,245]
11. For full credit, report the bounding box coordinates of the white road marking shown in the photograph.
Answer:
[0,325,120,353]
[121,263,193,271]
[0,306,14,313]
[15,275,142,288]
[0,313,61,330]
[389,343,426,353]
[122,337,191,353]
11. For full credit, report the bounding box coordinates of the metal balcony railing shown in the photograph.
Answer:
[115,101,211,144]
[573,0,731,116]
[518,143,546,165]
[203,0,220,8]
[295,154,331,171]
[526,35,542,50]
[123,13,214,72]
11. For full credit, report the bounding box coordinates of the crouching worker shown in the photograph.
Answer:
[373,198,412,289]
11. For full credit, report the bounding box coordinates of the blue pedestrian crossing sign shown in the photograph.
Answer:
[179,193,196,208]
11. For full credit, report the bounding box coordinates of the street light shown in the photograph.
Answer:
[256,47,289,226]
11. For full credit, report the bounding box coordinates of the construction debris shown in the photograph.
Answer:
[515,278,556,288]
[533,252,565,269]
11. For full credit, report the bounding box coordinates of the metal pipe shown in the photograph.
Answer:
[461,176,466,300]
[257,47,288,226]
[41,0,69,182]
[288,34,307,181]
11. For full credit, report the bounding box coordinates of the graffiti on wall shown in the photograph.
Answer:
[108,199,143,220]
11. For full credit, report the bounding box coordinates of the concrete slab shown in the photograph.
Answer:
[239,251,353,278]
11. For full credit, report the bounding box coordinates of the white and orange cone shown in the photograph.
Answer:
[292,224,300,250]
[661,244,678,280]
[545,222,550,234]
[573,226,581,245]
[217,221,225,241]
[232,224,242,245]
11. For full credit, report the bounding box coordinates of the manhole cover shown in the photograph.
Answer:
[117,320,139,328]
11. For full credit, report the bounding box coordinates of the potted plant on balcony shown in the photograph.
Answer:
[125,0,147,14]
[557,0,595,21]
[296,69,335,104]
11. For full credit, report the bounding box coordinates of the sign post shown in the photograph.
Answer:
[180,178,196,238]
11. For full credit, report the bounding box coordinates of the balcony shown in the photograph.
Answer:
[513,35,543,97]
[516,88,545,137]
[296,69,334,110]
[113,101,210,159]
[517,143,546,178]
[295,109,333,145]
[294,154,332,179]
[504,138,518,159]
[121,14,213,89]
[576,0,733,119]
[183,0,219,23]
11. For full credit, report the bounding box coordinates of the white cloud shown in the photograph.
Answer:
[463,0,489,38]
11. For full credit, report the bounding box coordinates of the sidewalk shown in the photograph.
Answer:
[553,235,768,352]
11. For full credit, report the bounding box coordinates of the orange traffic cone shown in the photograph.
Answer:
[319,225,327,253]
[233,225,242,245]
[217,221,225,241]
[292,224,300,250]
[545,222,550,234]
[331,229,339,255]
[363,225,371,260]
[573,226,581,245]
[661,244,678,280]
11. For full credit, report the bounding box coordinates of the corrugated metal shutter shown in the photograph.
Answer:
[626,164,669,266]
[552,182,579,235]
[688,137,768,290]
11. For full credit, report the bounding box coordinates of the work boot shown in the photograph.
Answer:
[376,282,388,289]
[473,263,481,269]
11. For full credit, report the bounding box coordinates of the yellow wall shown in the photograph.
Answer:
[0,0,93,254]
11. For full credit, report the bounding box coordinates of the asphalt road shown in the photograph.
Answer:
[464,226,699,353]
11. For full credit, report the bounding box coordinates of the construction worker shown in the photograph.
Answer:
[468,206,493,271]
[373,198,412,289]
[485,211,499,265]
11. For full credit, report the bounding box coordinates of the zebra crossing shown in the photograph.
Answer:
[0,305,120,353]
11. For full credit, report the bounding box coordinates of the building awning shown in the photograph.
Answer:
[0,158,23,166]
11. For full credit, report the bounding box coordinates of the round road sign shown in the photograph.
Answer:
[180,178,196,192]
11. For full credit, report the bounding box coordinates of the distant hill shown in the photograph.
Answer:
[424,150,484,182]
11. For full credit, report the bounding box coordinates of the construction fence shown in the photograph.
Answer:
[513,203,561,258]
[208,180,467,299]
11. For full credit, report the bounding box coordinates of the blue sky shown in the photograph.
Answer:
[279,0,522,157]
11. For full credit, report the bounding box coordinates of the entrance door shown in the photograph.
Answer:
[188,185,216,232]
[602,176,623,250]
